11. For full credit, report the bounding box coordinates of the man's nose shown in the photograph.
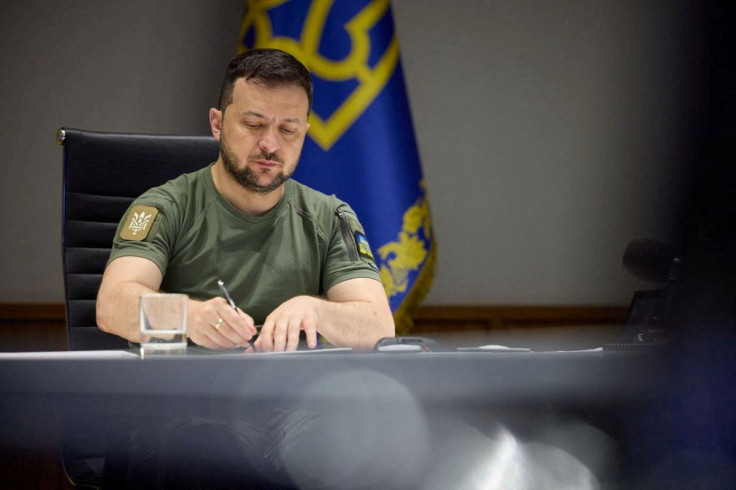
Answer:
[258,125,281,155]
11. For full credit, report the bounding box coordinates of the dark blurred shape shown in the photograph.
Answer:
[623,238,682,285]
[622,2,736,485]
[609,239,685,351]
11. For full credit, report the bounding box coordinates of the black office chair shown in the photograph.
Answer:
[59,127,219,351]
[58,128,220,487]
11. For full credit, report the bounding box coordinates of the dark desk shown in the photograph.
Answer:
[0,349,668,402]
[0,350,679,488]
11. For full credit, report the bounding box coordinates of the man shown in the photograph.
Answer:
[97,48,394,352]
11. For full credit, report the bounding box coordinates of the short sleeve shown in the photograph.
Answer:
[322,203,381,291]
[107,191,180,276]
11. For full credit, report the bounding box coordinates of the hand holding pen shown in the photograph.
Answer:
[217,279,257,352]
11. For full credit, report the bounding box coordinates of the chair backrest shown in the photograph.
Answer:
[59,127,220,350]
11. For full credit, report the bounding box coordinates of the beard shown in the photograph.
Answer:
[220,131,292,195]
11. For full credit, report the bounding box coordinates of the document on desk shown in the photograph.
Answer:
[257,347,353,355]
[456,345,606,354]
[0,350,139,360]
[187,346,354,356]
[534,347,604,353]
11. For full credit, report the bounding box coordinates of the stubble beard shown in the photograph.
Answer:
[220,131,292,195]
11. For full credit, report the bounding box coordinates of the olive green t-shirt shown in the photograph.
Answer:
[108,165,380,325]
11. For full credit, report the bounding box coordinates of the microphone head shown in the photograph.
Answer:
[623,238,679,284]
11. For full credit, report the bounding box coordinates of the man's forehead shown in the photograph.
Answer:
[231,78,308,118]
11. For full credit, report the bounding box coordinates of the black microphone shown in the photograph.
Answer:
[605,238,683,350]
[623,238,682,284]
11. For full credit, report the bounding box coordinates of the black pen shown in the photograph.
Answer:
[217,279,256,351]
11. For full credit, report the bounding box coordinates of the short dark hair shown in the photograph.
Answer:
[217,48,313,114]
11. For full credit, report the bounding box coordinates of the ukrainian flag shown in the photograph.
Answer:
[238,0,435,334]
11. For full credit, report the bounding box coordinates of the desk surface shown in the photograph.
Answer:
[0,349,687,488]
[0,349,671,408]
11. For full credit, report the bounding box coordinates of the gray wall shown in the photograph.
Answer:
[1,0,696,306]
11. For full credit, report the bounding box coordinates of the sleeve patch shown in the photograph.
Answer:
[354,231,377,266]
[120,205,159,241]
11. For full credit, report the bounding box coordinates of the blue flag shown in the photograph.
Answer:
[238,0,434,333]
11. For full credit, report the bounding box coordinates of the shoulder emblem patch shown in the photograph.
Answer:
[120,205,158,241]
[354,231,376,266]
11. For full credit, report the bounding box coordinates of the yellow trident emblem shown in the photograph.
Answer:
[238,0,399,150]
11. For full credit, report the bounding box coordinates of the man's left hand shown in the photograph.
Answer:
[256,295,321,352]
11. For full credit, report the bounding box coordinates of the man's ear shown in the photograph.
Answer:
[209,107,223,141]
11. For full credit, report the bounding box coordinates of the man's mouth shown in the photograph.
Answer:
[250,151,282,169]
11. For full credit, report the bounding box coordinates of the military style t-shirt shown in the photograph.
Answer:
[108,165,379,325]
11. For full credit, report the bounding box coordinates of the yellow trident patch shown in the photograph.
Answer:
[120,205,158,241]
[238,0,399,150]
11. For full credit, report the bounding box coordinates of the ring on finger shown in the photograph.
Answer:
[212,317,224,330]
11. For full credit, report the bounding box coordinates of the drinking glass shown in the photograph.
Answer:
[139,293,188,356]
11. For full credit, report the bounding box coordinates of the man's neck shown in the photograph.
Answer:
[211,161,284,217]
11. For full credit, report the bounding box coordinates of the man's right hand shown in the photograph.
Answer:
[187,297,257,350]
[97,256,257,349]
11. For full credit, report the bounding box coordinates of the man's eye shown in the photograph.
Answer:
[244,122,262,130]
[281,128,296,135]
